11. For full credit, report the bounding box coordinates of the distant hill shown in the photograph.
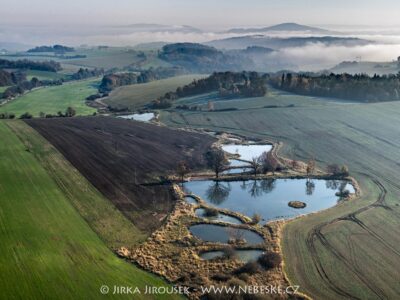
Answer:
[158,43,285,72]
[115,23,203,34]
[206,35,371,50]
[226,22,334,34]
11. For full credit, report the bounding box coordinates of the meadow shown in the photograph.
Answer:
[160,87,400,299]
[0,78,99,117]
[105,75,205,111]
[0,120,182,299]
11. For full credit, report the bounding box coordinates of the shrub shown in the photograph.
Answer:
[222,246,236,259]
[251,213,262,224]
[257,252,282,270]
[19,112,33,119]
[211,273,231,282]
[204,207,219,217]
[233,261,260,275]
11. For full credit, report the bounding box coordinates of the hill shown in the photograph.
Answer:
[226,22,333,34]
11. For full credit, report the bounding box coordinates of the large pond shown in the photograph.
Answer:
[189,224,264,244]
[185,179,355,221]
[118,112,155,122]
[222,144,272,162]
[195,208,243,224]
[200,249,263,263]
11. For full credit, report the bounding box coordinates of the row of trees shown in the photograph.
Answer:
[6,107,77,120]
[0,58,62,72]
[98,67,185,93]
[271,72,400,102]
[151,71,268,109]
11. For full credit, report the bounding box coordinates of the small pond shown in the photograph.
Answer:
[189,224,264,244]
[200,249,264,263]
[185,196,198,205]
[185,179,355,221]
[195,208,243,224]
[222,144,272,162]
[118,112,155,122]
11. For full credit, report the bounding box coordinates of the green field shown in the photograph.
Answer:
[0,120,180,299]
[160,87,400,299]
[26,70,69,81]
[105,75,206,110]
[0,78,99,117]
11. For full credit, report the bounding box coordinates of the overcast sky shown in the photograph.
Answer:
[1,0,400,29]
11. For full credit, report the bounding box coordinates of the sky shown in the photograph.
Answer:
[1,0,400,29]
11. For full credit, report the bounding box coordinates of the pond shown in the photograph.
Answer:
[200,249,264,263]
[185,196,198,205]
[195,208,243,224]
[189,224,264,244]
[222,144,272,162]
[118,112,155,122]
[185,179,355,221]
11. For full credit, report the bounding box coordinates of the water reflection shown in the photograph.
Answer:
[305,180,315,196]
[184,179,355,221]
[205,181,231,205]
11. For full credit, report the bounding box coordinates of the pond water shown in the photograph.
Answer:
[195,208,243,224]
[222,144,272,162]
[185,179,355,221]
[189,224,264,244]
[185,196,198,205]
[200,249,264,263]
[118,112,155,122]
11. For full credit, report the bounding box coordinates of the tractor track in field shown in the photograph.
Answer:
[306,176,392,300]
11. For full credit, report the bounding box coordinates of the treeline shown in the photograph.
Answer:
[0,107,79,120]
[27,45,74,53]
[98,67,185,93]
[151,71,268,109]
[71,68,104,80]
[271,73,400,102]
[0,58,62,72]
[1,77,62,99]
[0,69,26,86]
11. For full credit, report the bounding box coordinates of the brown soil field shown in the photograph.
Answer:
[27,116,215,233]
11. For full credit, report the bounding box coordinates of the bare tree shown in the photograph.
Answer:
[206,149,229,178]
[259,151,278,174]
[306,158,316,178]
[176,161,190,185]
[250,156,261,177]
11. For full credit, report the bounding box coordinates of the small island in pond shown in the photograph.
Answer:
[288,201,307,209]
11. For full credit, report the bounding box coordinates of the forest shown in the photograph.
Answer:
[271,72,400,102]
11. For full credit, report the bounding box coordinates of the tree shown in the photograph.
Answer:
[290,159,300,170]
[258,252,282,270]
[206,149,229,178]
[251,213,261,224]
[19,112,32,119]
[259,151,278,174]
[39,111,46,118]
[65,106,76,117]
[250,156,261,177]
[176,161,190,185]
[327,163,341,175]
[306,158,316,177]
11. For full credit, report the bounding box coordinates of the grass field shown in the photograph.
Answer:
[26,70,69,81]
[160,87,400,299]
[105,75,206,111]
[0,120,181,299]
[0,78,99,117]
